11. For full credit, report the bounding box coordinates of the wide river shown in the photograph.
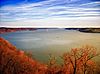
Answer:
[0,29,100,63]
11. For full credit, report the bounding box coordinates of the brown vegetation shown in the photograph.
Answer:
[0,28,37,34]
[0,37,100,74]
[0,37,47,74]
[60,46,100,74]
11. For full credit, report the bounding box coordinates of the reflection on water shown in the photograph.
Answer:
[0,29,100,63]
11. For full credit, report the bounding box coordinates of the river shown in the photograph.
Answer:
[0,29,100,63]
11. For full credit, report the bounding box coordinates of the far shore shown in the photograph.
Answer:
[0,28,100,34]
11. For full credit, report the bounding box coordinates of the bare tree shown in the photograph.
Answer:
[61,45,99,74]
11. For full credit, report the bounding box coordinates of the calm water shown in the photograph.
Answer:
[0,29,100,63]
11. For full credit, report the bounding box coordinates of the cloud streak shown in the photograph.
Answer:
[0,0,100,27]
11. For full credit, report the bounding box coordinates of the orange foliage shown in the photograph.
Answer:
[0,37,99,74]
[61,45,99,74]
[0,37,47,74]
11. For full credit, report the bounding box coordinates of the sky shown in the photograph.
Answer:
[0,0,100,28]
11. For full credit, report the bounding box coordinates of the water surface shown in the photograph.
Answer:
[0,29,100,63]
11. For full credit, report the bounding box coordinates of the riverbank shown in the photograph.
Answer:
[0,28,100,34]
[78,28,100,33]
[0,27,37,34]
[65,28,100,33]
[0,37,100,74]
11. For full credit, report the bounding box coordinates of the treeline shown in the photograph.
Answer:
[0,28,100,34]
[0,27,37,34]
[65,28,100,33]
[78,28,100,33]
[0,37,100,74]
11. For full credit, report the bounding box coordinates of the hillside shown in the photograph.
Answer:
[0,37,100,74]
[78,28,100,33]
[0,28,100,34]
[0,28,37,34]
[0,37,47,74]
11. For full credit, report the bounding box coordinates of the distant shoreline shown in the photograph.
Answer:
[78,28,100,33]
[0,28,100,34]
[0,27,37,34]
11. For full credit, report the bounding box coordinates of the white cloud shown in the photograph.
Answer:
[0,0,100,27]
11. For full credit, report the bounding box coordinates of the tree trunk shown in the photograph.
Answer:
[73,67,76,74]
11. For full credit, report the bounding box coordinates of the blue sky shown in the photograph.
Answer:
[0,0,100,27]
